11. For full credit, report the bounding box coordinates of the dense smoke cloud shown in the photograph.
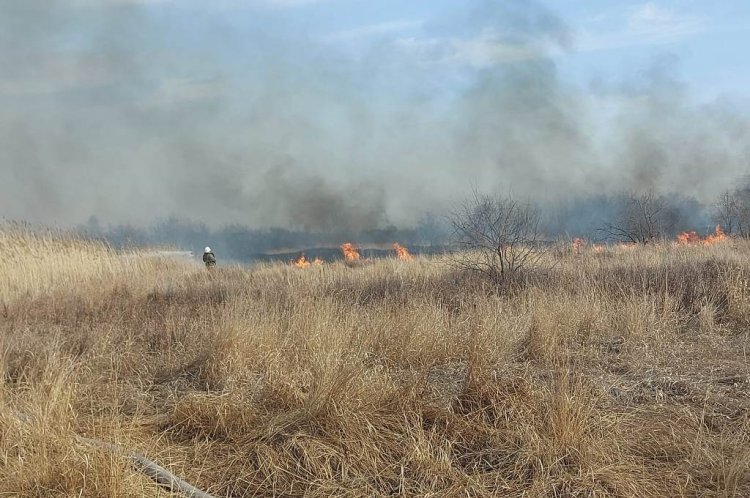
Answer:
[0,0,748,230]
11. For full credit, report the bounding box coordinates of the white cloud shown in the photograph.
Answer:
[630,3,678,25]
[393,28,554,68]
[324,19,422,43]
[575,3,707,53]
[451,29,551,66]
[388,2,707,69]
[628,3,704,36]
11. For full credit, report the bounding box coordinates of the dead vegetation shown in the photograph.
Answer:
[0,226,749,497]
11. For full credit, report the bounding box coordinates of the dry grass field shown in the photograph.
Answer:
[1,226,748,497]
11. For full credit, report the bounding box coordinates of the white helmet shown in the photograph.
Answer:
[204,247,211,253]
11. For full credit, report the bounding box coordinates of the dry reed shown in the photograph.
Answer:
[1,226,748,496]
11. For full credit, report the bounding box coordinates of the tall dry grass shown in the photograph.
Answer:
[1,228,748,496]
[0,224,199,304]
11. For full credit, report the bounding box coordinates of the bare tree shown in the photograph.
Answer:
[713,190,740,236]
[449,191,545,281]
[598,191,672,244]
[713,186,750,237]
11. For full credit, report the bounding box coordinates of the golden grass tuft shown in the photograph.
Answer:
[1,226,749,496]
[0,224,199,304]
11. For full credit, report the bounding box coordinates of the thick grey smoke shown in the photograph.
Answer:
[0,0,748,230]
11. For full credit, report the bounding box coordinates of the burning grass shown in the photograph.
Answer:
[393,242,414,261]
[292,253,324,268]
[570,226,730,257]
[340,242,360,262]
[677,225,729,246]
[1,226,749,496]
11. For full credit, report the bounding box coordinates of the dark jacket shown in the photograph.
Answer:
[203,252,216,266]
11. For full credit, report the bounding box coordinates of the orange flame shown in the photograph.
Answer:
[393,242,413,261]
[293,253,311,268]
[312,257,324,266]
[676,231,701,245]
[572,238,585,255]
[703,225,727,245]
[340,243,360,261]
[572,238,606,254]
[677,225,727,246]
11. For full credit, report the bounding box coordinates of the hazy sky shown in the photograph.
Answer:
[1,1,749,228]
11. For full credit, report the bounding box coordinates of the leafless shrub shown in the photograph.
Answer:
[598,190,673,244]
[449,191,545,282]
[713,184,750,236]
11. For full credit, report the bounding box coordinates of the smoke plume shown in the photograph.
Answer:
[0,0,748,230]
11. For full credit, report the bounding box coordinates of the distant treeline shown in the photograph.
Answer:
[76,214,451,263]
[75,188,733,263]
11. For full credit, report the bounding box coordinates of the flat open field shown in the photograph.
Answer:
[1,228,748,497]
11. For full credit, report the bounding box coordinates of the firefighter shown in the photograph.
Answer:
[203,247,216,268]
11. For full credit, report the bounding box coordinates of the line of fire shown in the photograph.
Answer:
[571,225,729,255]
[291,225,731,268]
[292,242,414,268]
